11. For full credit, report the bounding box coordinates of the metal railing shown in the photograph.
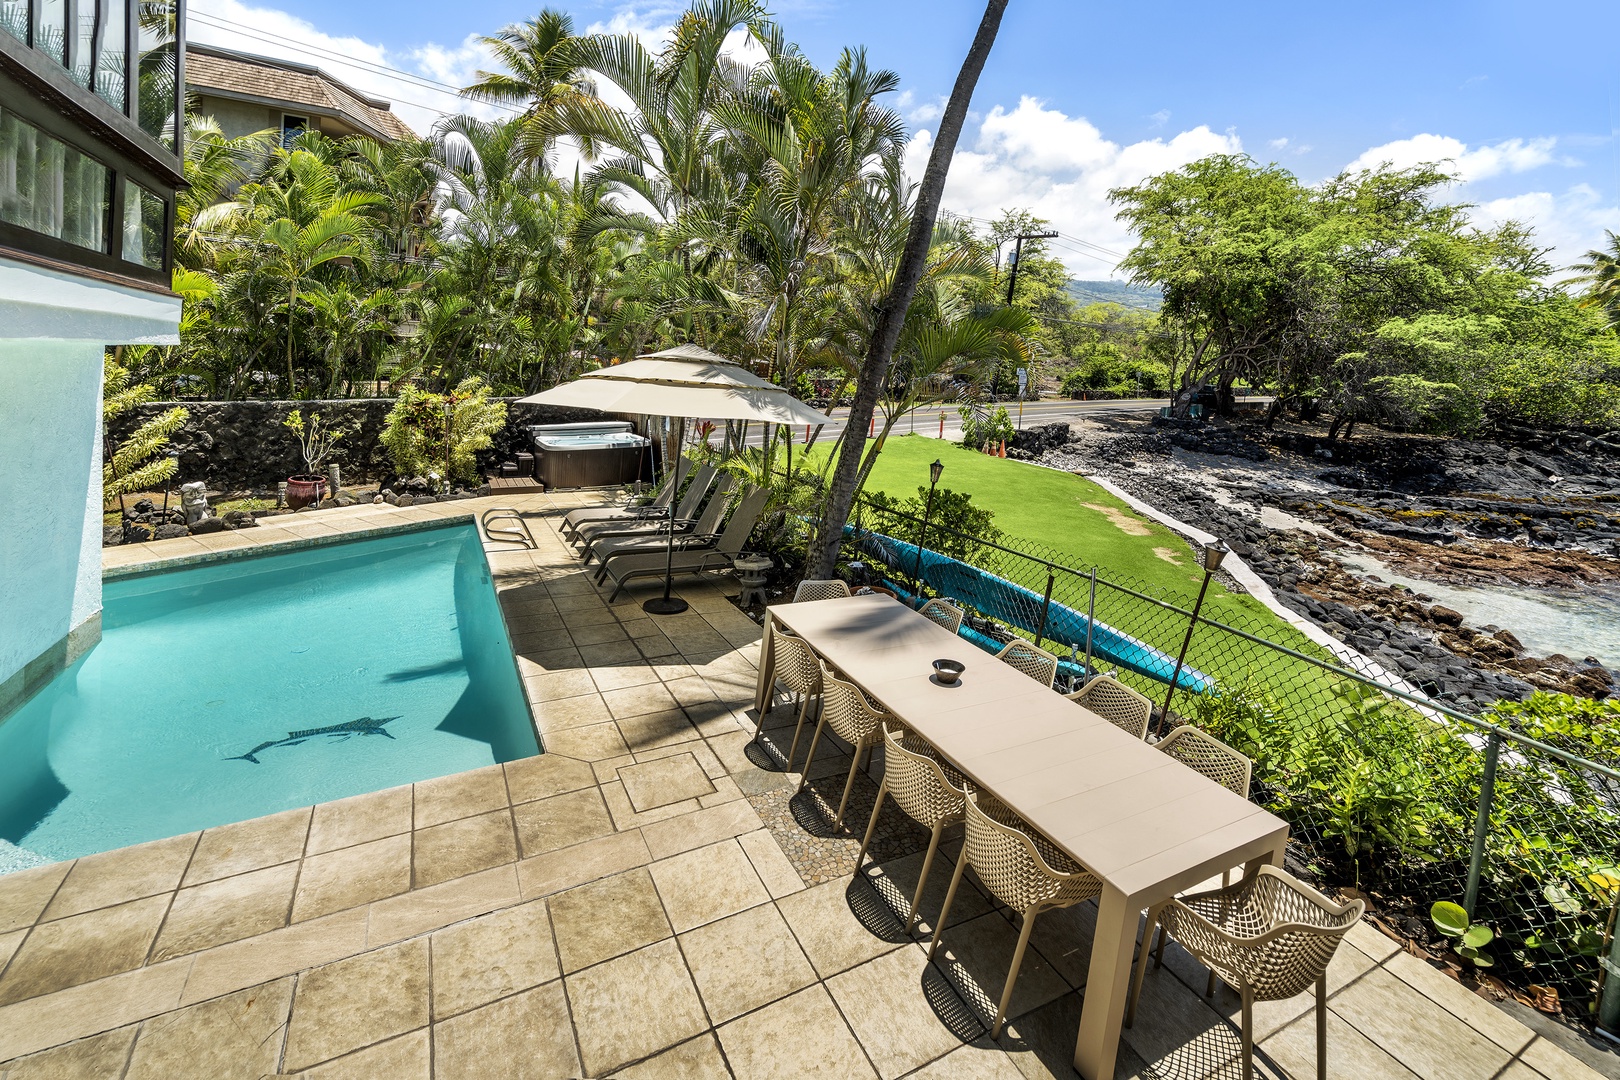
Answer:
[847,497,1620,1028]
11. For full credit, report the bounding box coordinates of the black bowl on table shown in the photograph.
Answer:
[932,659,965,686]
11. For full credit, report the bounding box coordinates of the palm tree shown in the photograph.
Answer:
[1572,231,1620,330]
[173,116,275,271]
[461,9,596,165]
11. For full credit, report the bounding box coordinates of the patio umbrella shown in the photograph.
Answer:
[520,345,831,615]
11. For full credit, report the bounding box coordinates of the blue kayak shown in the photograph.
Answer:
[846,527,1213,693]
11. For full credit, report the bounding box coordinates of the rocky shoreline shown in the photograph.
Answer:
[1011,417,1620,707]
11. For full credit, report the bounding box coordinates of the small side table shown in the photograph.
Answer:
[733,552,774,608]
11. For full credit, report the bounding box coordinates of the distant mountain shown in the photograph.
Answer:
[1064,279,1162,311]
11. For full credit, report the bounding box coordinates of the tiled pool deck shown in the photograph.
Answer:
[0,493,1607,1079]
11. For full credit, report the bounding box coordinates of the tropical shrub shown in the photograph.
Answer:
[103,358,188,503]
[864,485,1002,563]
[958,402,1015,451]
[380,378,506,484]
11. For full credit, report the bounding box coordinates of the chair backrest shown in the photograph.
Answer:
[1066,675,1152,740]
[879,723,966,830]
[995,639,1060,689]
[961,794,1100,913]
[794,579,852,603]
[1176,867,1364,1001]
[771,630,822,697]
[651,456,692,508]
[917,599,965,634]
[715,487,771,555]
[689,474,735,536]
[820,669,888,746]
[1156,725,1252,797]
[673,463,718,520]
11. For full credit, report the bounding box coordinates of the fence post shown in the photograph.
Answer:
[1035,569,1055,650]
[1083,569,1097,679]
[1464,732,1502,920]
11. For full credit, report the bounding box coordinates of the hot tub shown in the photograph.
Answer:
[528,421,651,489]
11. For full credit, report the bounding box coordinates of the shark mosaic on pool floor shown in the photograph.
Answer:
[0,492,1602,1079]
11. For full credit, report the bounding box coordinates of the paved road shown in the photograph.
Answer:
[739,397,1170,447]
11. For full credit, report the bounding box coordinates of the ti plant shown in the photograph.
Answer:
[1431,901,1495,968]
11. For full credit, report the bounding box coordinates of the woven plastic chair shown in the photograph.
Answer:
[1128,867,1364,1080]
[917,598,965,634]
[1157,725,1252,797]
[854,723,968,935]
[1065,675,1153,740]
[930,793,1102,1038]
[995,639,1060,689]
[793,578,852,603]
[753,630,823,768]
[798,667,891,828]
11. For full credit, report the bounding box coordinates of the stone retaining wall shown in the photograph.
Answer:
[107,398,614,489]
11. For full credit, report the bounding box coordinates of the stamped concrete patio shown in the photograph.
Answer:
[0,492,1607,1079]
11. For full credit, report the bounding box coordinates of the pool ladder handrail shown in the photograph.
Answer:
[480,507,537,549]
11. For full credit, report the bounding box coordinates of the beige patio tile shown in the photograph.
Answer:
[651,659,699,681]
[524,668,599,703]
[679,902,817,1024]
[621,753,717,812]
[291,833,412,922]
[179,908,368,1006]
[43,833,198,920]
[1260,1006,1418,1080]
[503,752,596,803]
[1328,964,1512,1080]
[829,945,970,1079]
[512,787,615,858]
[580,639,645,666]
[618,707,703,752]
[516,828,652,900]
[718,984,878,1080]
[364,865,519,948]
[514,646,581,677]
[305,784,413,856]
[642,799,763,860]
[293,1030,429,1079]
[411,809,518,888]
[0,927,23,971]
[413,764,509,829]
[903,1041,1024,1079]
[0,893,170,1005]
[0,1025,138,1079]
[534,693,614,733]
[1518,1035,1608,1080]
[737,828,805,898]
[549,867,672,973]
[572,620,630,646]
[0,860,72,933]
[1382,948,1535,1054]
[566,939,708,1077]
[430,899,559,1019]
[183,806,311,886]
[930,911,1071,1028]
[618,617,663,640]
[603,681,682,720]
[613,1033,731,1079]
[124,978,294,1080]
[661,674,721,708]
[432,979,579,1079]
[602,779,701,830]
[635,634,683,659]
[590,661,660,692]
[649,840,770,933]
[506,610,565,635]
[0,954,192,1061]
[542,719,631,761]
[776,877,908,980]
[151,862,298,960]
[281,939,430,1072]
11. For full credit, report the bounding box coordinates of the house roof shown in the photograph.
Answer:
[186,43,416,143]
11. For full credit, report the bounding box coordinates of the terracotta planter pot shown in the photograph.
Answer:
[286,474,326,509]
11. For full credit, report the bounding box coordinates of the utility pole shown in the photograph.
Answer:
[1004,231,1058,306]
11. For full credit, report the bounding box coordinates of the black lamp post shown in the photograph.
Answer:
[1160,539,1228,734]
[912,459,944,600]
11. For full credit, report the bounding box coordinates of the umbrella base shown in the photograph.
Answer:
[643,596,690,615]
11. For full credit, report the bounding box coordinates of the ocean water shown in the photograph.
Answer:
[0,523,538,863]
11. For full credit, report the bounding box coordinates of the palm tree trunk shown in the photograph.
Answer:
[286,283,298,396]
[808,0,1011,579]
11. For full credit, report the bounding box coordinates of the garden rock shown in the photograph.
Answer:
[153,524,189,540]
[123,523,154,543]
[188,517,227,535]
[102,525,124,547]
[221,510,257,528]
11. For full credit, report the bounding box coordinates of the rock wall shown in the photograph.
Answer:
[107,398,613,489]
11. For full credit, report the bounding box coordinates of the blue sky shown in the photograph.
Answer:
[188,0,1620,277]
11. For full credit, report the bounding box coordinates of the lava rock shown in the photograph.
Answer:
[1428,605,1464,627]
[153,524,189,540]
[102,524,124,547]
[221,510,257,529]
[123,522,155,543]
[132,498,156,514]
[188,517,227,534]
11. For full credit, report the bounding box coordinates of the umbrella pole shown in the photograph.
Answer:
[644,415,690,616]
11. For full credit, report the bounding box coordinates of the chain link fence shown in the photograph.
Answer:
[846,497,1620,1029]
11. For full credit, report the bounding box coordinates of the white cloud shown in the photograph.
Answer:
[1471,184,1620,273]
[1148,109,1170,128]
[906,96,1241,276]
[1343,133,1569,183]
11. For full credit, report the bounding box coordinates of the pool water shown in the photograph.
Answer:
[0,523,538,864]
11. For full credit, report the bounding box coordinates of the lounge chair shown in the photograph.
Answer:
[598,486,770,601]
[586,475,734,569]
[572,463,717,551]
[561,458,690,542]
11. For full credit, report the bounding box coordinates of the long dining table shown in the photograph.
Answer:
[752,593,1288,1080]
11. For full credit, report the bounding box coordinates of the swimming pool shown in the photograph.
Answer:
[0,522,538,865]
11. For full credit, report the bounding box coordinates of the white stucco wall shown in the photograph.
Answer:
[0,340,105,688]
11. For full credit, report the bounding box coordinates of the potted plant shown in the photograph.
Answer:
[283,410,343,508]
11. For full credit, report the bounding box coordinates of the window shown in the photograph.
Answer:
[93,0,125,110]
[120,178,162,269]
[281,114,307,150]
[0,105,110,252]
[136,0,177,150]
[1,0,25,43]
[31,0,63,65]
